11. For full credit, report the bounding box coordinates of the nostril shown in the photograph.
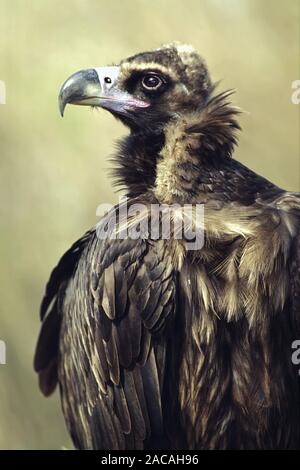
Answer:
[104,77,112,84]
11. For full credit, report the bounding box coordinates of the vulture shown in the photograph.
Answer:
[34,43,300,450]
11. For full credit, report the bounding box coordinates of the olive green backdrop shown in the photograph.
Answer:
[0,0,299,449]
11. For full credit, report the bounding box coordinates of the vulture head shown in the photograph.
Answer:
[59,43,213,131]
[59,43,239,198]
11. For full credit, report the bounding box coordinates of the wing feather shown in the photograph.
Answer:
[34,219,177,449]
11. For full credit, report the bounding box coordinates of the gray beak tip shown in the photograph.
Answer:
[58,92,66,117]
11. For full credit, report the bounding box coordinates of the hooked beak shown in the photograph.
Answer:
[58,66,150,117]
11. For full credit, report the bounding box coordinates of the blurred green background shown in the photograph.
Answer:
[0,0,299,450]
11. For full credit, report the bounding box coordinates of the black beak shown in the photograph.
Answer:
[58,66,150,117]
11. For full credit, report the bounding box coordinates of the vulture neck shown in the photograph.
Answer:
[113,92,240,203]
[112,128,165,198]
[155,92,240,204]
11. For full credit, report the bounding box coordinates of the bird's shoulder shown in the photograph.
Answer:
[221,159,284,203]
[211,158,300,240]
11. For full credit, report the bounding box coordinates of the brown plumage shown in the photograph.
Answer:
[34,43,300,449]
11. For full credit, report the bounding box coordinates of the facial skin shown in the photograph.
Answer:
[58,44,213,131]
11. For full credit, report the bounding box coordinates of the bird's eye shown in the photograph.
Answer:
[141,74,164,91]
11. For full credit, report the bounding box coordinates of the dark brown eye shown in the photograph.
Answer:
[141,74,163,91]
